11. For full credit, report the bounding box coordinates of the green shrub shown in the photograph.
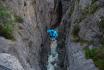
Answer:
[84,47,104,70]
[91,0,98,4]
[82,2,99,16]
[71,24,80,42]
[72,24,80,36]
[0,4,14,39]
[74,0,99,24]
[15,15,23,23]
[89,3,99,14]
[71,24,93,45]
[84,48,97,59]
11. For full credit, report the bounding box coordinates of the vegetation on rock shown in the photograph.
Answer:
[82,1,99,16]
[0,3,23,40]
[0,4,15,39]
[91,0,98,4]
[15,15,23,23]
[71,24,80,42]
[84,47,104,70]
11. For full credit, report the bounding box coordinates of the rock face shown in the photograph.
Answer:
[61,0,104,70]
[65,38,98,70]
[0,53,24,70]
[0,0,56,70]
[0,0,104,70]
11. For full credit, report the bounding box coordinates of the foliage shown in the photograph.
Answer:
[91,0,98,4]
[0,2,24,40]
[0,4,14,39]
[84,47,104,70]
[15,15,23,23]
[71,24,80,42]
[89,3,99,14]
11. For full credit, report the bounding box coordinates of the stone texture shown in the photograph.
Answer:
[0,0,55,70]
[0,0,103,70]
[65,38,98,70]
[60,0,104,70]
[0,53,24,70]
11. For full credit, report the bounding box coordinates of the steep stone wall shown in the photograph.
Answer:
[61,0,104,70]
[0,0,104,70]
[0,0,56,70]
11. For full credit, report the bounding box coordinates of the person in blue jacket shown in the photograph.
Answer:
[47,29,58,41]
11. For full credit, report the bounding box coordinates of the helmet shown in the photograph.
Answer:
[47,29,58,40]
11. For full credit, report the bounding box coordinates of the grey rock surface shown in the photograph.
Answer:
[61,0,104,70]
[0,65,11,70]
[0,0,55,70]
[0,0,103,70]
[0,53,24,70]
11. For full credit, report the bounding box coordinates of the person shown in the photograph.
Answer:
[47,29,58,41]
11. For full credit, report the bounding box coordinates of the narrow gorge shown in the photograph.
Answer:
[0,0,104,70]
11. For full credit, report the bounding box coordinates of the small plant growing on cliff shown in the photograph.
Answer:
[15,15,23,23]
[89,2,99,14]
[71,24,80,42]
[91,0,98,4]
[82,1,99,17]
[84,47,104,70]
[0,4,15,40]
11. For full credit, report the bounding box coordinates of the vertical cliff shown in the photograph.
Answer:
[0,0,56,70]
[0,0,104,70]
[61,0,104,70]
